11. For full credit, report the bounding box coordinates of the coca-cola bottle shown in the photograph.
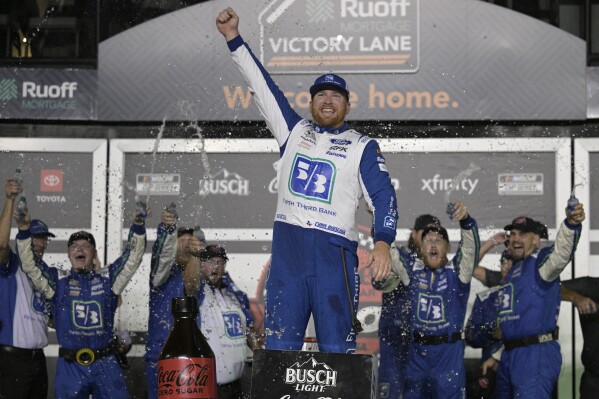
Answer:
[157,296,218,399]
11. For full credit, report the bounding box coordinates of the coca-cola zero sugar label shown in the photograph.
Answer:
[157,358,217,399]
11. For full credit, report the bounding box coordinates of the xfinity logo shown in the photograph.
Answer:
[23,81,78,98]
[421,174,479,195]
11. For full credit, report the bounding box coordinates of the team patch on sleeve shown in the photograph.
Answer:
[384,216,396,229]
[379,164,389,173]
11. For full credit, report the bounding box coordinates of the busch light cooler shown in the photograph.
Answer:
[250,349,377,398]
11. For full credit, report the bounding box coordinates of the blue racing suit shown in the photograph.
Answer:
[377,246,413,399]
[145,222,180,399]
[390,216,479,398]
[17,224,146,399]
[465,286,502,362]
[227,35,398,353]
[494,219,581,399]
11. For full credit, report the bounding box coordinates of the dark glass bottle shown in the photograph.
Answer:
[157,296,218,399]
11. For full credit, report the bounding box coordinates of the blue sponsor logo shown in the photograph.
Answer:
[384,216,396,229]
[417,293,445,323]
[498,283,514,315]
[330,139,352,145]
[314,222,346,235]
[32,291,46,315]
[223,313,245,338]
[289,154,336,203]
[73,300,103,329]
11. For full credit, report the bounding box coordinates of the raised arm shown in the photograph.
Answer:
[479,231,507,260]
[216,7,302,147]
[150,207,178,288]
[182,236,205,296]
[16,218,56,299]
[538,203,584,282]
[452,202,480,284]
[0,178,21,265]
[111,209,148,295]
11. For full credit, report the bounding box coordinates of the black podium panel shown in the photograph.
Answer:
[250,349,377,399]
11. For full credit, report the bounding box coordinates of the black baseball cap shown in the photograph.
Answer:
[68,231,96,248]
[504,216,538,234]
[309,74,350,100]
[30,219,55,238]
[421,225,449,243]
[534,221,549,239]
[177,226,207,244]
[413,214,441,231]
[199,244,229,262]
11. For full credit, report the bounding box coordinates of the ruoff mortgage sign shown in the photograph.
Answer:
[259,0,419,74]
[0,68,97,120]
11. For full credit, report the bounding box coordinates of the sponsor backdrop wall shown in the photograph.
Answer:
[105,137,579,397]
[2,136,596,397]
[0,0,587,121]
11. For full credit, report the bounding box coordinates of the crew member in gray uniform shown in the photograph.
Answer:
[0,177,53,399]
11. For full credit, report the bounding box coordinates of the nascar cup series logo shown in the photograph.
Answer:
[285,357,338,393]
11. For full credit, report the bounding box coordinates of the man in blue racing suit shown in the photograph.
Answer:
[17,212,146,399]
[483,205,585,399]
[378,214,441,398]
[216,8,398,353]
[377,201,479,398]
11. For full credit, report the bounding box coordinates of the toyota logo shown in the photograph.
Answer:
[43,174,61,186]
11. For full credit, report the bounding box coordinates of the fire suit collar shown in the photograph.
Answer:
[71,268,95,280]
[312,122,349,135]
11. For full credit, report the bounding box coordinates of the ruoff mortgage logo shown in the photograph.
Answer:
[306,0,335,23]
[1,78,78,110]
[0,79,18,101]
[284,357,338,393]
[260,0,419,74]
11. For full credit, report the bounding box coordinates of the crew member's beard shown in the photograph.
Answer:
[75,265,92,274]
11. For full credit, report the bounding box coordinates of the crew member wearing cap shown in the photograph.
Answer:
[0,177,53,398]
[216,8,397,353]
[466,221,545,398]
[380,202,479,398]
[145,206,206,398]
[184,244,261,399]
[483,203,585,399]
[16,206,147,399]
[377,214,441,398]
